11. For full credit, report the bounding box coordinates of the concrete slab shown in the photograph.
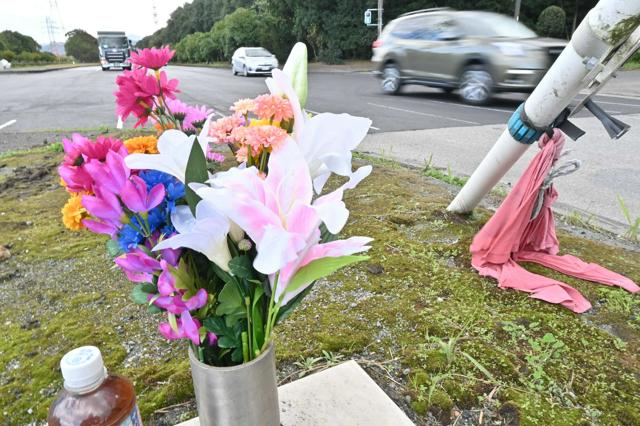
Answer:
[175,360,414,426]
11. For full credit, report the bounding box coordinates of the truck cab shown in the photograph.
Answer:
[97,31,132,71]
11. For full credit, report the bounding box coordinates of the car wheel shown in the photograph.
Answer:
[101,67,108,71]
[459,66,493,105]
[243,66,248,77]
[232,65,237,75]
[441,87,454,94]
[381,63,402,94]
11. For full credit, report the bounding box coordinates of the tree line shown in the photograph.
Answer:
[136,0,598,64]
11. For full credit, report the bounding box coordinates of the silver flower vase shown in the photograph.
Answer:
[188,343,280,426]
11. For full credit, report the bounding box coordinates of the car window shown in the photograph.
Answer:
[246,48,272,57]
[458,13,537,38]
[233,48,242,57]
[391,15,457,41]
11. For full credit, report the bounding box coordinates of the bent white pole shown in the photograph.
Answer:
[447,0,640,213]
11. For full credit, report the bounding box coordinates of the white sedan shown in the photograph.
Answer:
[231,47,278,77]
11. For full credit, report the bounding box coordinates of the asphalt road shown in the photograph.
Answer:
[2,65,640,133]
[1,65,638,234]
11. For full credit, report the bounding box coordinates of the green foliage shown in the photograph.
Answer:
[184,137,208,215]
[617,195,640,241]
[64,29,99,62]
[0,30,40,53]
[537,5,567,38]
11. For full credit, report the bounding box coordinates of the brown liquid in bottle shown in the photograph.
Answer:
[47,346,141,426]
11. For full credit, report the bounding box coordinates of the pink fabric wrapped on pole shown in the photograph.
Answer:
[471,129,639,313]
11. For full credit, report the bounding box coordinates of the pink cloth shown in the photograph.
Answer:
[471,130,639,313]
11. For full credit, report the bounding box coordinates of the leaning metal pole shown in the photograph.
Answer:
[447,0,640,213]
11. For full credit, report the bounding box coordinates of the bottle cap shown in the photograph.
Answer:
[60,346,107,392]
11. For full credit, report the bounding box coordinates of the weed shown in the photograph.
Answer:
[524,333,567,392]
[617,195,640,240]
[293,355,323,378]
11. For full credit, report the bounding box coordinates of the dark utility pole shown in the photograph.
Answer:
[514,0,522,21]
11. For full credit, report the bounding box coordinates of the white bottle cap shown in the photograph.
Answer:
[60,346,107,392]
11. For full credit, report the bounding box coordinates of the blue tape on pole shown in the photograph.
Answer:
[508,104,544,145]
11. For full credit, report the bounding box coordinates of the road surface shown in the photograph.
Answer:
[0,65,639,234]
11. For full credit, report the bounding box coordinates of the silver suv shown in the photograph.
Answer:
[372,8,566,104]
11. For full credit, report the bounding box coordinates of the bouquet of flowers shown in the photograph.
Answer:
[58,43,373,366]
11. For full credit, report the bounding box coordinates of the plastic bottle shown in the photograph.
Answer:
[48,346,142,426]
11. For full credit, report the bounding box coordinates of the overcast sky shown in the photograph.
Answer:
[0,0,194,45]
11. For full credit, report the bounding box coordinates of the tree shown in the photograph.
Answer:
[0,30,40,53]
[537,6,567,38]
[65,29,99,62]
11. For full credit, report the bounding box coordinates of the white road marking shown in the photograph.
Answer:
[306,109,381,130]
[580,91,640,102]
[404,98,512,113]
[0,119,16,130]
[367,102,480,125]
[583,99,640,107]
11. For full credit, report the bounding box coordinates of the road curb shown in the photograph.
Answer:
[0,64,96,75]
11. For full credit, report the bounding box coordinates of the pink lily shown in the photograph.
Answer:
[197,138,372,303]
[114,248,161,283]
[120,175,165,213]
[83,151,130,194]
[59,163,93,192]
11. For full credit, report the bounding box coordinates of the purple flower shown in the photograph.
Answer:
[120,175,165,213]
[152,288,208,314]
[84,151,130,194]
[158,311,201,345]
[114,248,161,282]
[82,188,124,223]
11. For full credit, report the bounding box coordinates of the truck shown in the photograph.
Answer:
[97,31,132,71]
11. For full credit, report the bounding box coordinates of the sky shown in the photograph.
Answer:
[0,0,194,45]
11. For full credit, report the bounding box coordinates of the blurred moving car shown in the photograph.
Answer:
[371,8,567,104]
[232,47,279,76]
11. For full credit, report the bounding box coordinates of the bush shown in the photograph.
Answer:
[0,49,15,61]
[537,6,566,38]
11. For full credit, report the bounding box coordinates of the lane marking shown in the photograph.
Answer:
[367,102,480,125]
[580,91,640,102]
[0,119,16,130]
[580,99,640,108]
[306,109,381,130]
[403,98,513,113]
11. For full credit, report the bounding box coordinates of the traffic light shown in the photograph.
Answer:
[364,9,372,25]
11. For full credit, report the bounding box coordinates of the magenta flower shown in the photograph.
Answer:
[183,104,213,131]
[59,164,93,192]
[82,187,124,224]
[130,46,175,70]
[61,133,86,165]
[158,311,201,345]
[120,175,165,213]
[152,288,208,315]
[114,248,162,282]
[83,151,130,194]
[115,68,155,127]
[79,136,128,162]
[157,260,176,296]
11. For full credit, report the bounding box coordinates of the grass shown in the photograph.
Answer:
[1,142,639,425]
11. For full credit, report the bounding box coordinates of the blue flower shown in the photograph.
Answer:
[138,170,185,201]
[148,205,167,231]
[118,224,143,252]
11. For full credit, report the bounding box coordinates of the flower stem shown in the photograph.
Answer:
[262,272,279,351]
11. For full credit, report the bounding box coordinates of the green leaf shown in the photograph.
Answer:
[131,283,156,304]
[106,239,123,258]
[251,286,265,351]
[216,281,245,326]
[172,258,196,292]
[228,255,255,279]
[184,137,208,216]
[284,255,369,298]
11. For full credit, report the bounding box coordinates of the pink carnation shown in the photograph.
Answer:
[244,125,288,153]
[208,114,243,144]
[230,98,256,115]
[253,94,293,122]
[130,46,175,70]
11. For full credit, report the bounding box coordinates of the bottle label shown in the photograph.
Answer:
[120,405,142,426]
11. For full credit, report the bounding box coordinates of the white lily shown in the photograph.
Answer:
[267,69,372,193]
[124,115,213,182]
[153,202,231,272]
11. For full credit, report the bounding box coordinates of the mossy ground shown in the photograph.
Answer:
[0,145,638,425]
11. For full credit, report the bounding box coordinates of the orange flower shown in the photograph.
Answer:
[61,194,89,231]
[123,135,159,154]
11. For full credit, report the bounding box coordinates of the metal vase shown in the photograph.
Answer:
[188,343,280,426]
